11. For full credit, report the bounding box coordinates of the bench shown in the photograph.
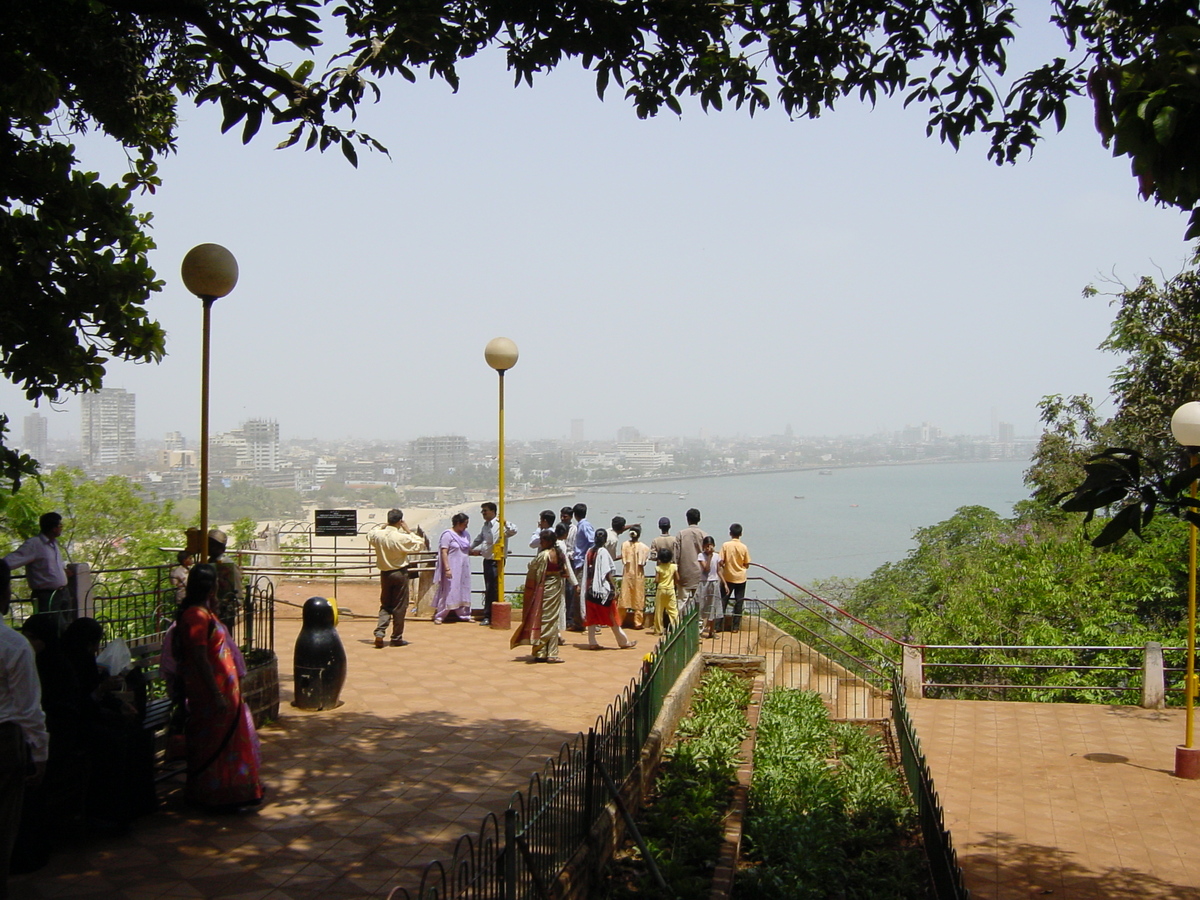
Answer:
[127,641,186,783]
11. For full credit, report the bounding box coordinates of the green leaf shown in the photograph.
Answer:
[1153,106,1178,144]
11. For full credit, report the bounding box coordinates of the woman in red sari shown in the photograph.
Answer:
[173,564,264,810]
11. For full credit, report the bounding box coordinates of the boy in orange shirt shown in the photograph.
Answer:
[718,523,751,632]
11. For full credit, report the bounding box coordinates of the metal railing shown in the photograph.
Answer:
[387,602,700,900]
[7,561,275,657]
[740,564,1185,708]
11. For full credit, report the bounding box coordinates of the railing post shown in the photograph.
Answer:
[582,729,596,839]
[503,807,517,900]
[243,582,255,650]
[1142,641,1166,709]
[902,645,924,699]
[67,562,92,621]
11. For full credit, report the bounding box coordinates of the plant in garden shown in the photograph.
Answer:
[602,667,749,900]
[740,688,930,900]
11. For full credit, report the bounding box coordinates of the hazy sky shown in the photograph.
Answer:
[5,10,1193,448]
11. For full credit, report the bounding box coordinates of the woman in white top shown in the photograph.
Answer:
[583,529,637,651]
[696,536,722,638]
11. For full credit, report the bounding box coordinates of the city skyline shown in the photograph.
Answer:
[18,403,1030,453]
[0,14,1191,444]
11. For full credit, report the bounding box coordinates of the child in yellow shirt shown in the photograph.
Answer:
[653,547,681,634]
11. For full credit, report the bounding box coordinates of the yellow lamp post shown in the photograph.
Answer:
[484,337,519,614]
[1171,400,1200,778]
[181,243,239,563]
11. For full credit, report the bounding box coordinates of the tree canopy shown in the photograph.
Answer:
[7,1,1200,479]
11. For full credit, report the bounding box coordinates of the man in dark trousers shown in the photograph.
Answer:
[367,509,427,647]
[471,501,517,625]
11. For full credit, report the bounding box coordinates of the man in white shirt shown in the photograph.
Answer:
[4,512,67,627]
[470,501,517,626]
[560,507,581,630]
[528,510,556,550]
[0,578,48,898]
[366,509,427,648]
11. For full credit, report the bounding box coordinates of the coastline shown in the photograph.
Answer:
[560,455,1031,491]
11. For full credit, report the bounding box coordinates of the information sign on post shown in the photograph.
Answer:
[314,509,358,536]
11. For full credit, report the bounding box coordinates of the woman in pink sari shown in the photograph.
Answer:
[433,513,473,623]
[173,564,263,810]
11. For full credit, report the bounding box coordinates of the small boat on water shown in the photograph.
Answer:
[794,495,805,499]
[819,470,833,475]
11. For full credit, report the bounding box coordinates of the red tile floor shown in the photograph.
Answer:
[907,698,1200,899]
[21,582,1200,900]
[13,581,649,900]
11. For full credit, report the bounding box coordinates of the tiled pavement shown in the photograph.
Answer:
[13,581,650,900]
[907,699,1200,899]
[21,586,1200,900]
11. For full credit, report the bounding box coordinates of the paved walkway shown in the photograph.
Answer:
[907,699,1200,899]
[14,581,650,900]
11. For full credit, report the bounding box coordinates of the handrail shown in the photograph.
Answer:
[749,562,909,647]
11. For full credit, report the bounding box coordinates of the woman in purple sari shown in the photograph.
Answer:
[433,513,473,623]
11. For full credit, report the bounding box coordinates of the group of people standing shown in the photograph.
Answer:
[362,502,752,667]
[511,504,753,661]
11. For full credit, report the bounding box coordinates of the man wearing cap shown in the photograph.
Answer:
[208,529,242,632]
[367,509,427,647]
[675,508,708,602]
[4,513,68,629]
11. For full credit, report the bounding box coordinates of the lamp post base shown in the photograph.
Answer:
[490,601,512,630]
[1175,745,1200,779]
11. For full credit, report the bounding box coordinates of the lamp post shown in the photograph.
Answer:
[484,337,519,617]
[181,243,239,563]
[1171,400,1200,778]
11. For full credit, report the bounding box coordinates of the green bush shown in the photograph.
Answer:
[739,688,931,899]
[602,667,749,900]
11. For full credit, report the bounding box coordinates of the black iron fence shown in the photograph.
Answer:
[892,671,971,900]
[7,562,274,657]
[387,602,700,900]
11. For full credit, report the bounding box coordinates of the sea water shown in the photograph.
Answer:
[502,459,1030,585]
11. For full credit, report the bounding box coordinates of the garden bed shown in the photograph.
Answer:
[739,688,932,898]
[598,669,932,899]
[601,666,750,900]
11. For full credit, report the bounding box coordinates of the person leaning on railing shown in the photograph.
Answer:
[4,512,69,629]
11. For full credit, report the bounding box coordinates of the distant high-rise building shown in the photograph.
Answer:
[80,388,136,467]
[570,419,585,444]
[616,426,641,443]
[164,431,185,451]
[998,422,1015,444]
[410,435,468,476]
[23,412,47,460]
[243,419,280,471]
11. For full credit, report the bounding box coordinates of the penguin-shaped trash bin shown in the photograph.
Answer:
[293,596,346,710]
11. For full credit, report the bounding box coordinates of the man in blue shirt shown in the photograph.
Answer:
[569,503,594,630]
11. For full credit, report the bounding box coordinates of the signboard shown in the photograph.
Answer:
[315,509,357,536]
